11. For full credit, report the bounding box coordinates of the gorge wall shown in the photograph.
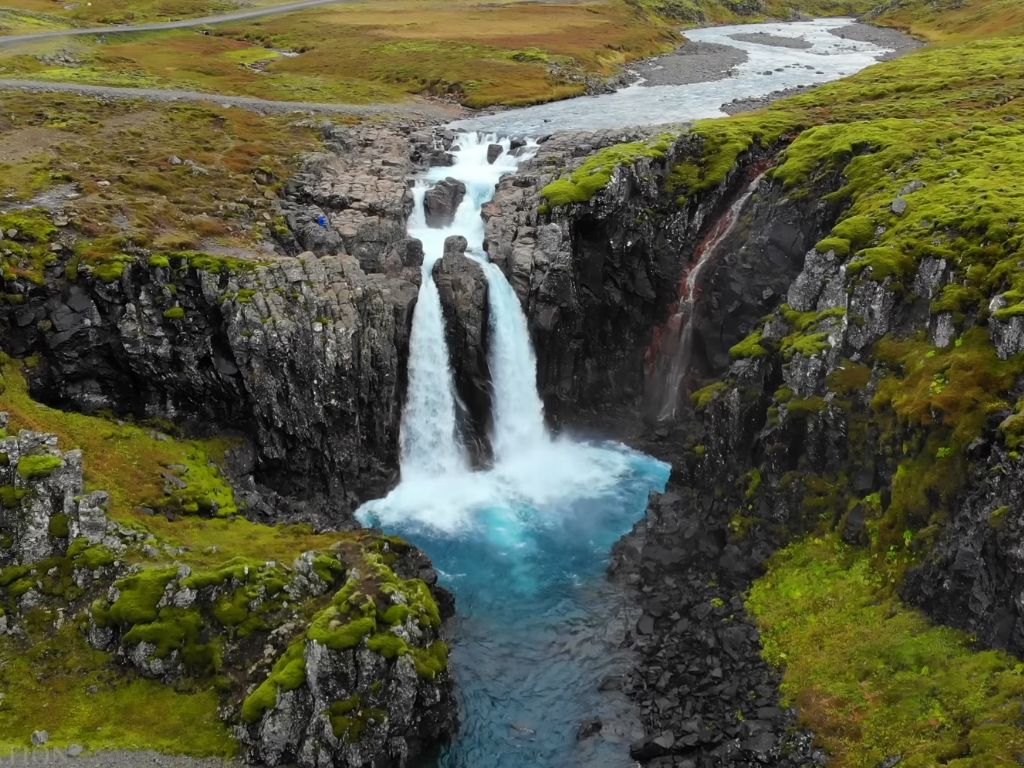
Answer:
[0,123,451,519]
[477,89,1024,761]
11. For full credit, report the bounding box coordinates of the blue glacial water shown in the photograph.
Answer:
[360,443,670,768]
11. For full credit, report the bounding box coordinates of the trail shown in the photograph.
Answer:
[0,78,464,118]
[0,0,356,48]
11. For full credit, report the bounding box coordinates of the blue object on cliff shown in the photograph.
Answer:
[316,214,328,228]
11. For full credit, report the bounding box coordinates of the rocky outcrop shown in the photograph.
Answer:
[433,235,490,462]
[0,413,115,567]
[423,178,466,228]
[0,416,455,766]
[611,482,822,768]
[903,446,1024,654]
[483,130,831,424]
[239,544,456,768]
[0,123,440,518]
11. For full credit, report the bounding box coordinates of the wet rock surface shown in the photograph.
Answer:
[433,235,491,463]
[423,177,467,228]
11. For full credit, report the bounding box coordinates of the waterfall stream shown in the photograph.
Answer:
[400,187,469,478]
[359,133,670,767]
[357,18,908,766]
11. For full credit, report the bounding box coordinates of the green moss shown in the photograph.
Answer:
[95,568,177,628]
[411,642,449,680]
[989,505,1011,530]
[307,615,375,651]
[91,258,129,283]
[999,400,1024,449]
[312,554,345,584]
[16,453,63,480]
[328,695,386,742]
[366,632,408,659]
[813,236,851,257]
[870,327,1024,545]
[47,514,69,538]
[240,638,306,724]
[729,329,769,359]
[540,133,675,206]
[166,452,238,518]
[0,485,28,508]
[67,538,115,570]
[691,381,727,410]
[749,537,1024,767]
[162,306,185,320]
[161,250,265,275]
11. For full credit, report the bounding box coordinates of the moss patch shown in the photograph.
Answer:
[749,537,1024,767]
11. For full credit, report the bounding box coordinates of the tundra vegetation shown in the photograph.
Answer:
[0,0,1022,760]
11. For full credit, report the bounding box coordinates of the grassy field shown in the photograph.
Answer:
[0,0,293,32]
[749,538,1024,768]
[0,90,323,282]
[0,0,686,107]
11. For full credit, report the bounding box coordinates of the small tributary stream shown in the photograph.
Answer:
[359,18,903,767]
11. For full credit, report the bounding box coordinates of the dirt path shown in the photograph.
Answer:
[0,0,355,48]
[0,78,466,119]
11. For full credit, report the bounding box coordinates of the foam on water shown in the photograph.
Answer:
[359,132,672,765]
[451,18,893,135]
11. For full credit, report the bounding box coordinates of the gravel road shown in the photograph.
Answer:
[0,750,249,768]
[0,0,354,48]
[0,78,464,119]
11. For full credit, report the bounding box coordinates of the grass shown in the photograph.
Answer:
[749,537,1024,767]
[0,619,235,756]
[0,0,683,108]
[0,92,319,287]
[0,355,353,568]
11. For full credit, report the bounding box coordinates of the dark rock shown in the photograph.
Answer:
[577,717,603,740]
[487,143,504,164]
[433,238,490,464]
[423,177,467,228]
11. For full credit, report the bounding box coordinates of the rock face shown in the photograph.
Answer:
[432,236,490,462]
[483,130,833,423]
[903,447,1024,653]
[0,417,455,767]
[239,545,457,768]
[0,413,114,567]
[422,177,467,228]
[611,486,823,768]
[0,123,440,518]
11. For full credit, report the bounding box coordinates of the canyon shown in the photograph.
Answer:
[1,2,1024,767]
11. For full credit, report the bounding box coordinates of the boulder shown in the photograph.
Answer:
[433,236,491,463]
[423,178,466,228]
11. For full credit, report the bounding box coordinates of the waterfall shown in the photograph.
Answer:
[398,133,540,480]
[482,262,548,461]
[400,190,469,477]
[649,169,768,421]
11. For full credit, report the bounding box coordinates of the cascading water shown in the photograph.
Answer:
[647,169,768,421]
[481,261,547,461]
[359,133,670,766]
[400,183,469,478]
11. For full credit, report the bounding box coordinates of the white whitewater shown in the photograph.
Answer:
[399,184,468,479]
[452,18,894,135]
[482,261,547,461]
[360,133,645,534]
